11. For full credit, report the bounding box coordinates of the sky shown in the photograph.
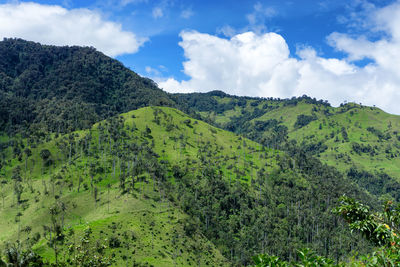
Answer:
[1,0,400,114]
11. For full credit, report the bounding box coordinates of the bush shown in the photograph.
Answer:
[109,236,121,248]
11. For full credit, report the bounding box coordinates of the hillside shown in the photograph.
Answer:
[1,107,234,266]
[0,40,398,265]
[0,38,174,135]
[2,38,398,194]
[175,92,400,201]
[0,106,374,265]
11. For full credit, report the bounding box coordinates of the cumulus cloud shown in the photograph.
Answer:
[0,2,146,57]
[158,1,400,114]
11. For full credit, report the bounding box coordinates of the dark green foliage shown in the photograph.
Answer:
[224,108,266,132]
[347,168,400,201]
[251,249,336,267]
[0,38,174,134]
[39,149,52,166]
[254,119,279,131]
[253,197,400,266]
[108,236,121,248]
[351,142,376,156]
[333,196,400,248]
[174,92,330,116]
[172,90,234,115]
[2,242,44,267]
[301,141,328,155]
[169,143,374,265]
[294,114,317,129]
[183,119,192,128]
[341,127,349,142]
[367,127,390,140]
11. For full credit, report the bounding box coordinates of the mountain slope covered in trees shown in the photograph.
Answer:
[0,38,173,135]
[0,106,375,265]
[174,91,400,202]
[1,39,400,266]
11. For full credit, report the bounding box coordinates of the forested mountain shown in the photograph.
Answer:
[1,39,400,266]
[174,91,400,202]
[0,38,173,135]
[0,106,375,265]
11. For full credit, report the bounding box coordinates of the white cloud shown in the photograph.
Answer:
[152,7,163,18]
[158,1,400,115]
[253,2,276,18]
[0,2,146,57]
[159,31,297,96]
[181,8,194,19]
[145,66,161,76]
[244,2,277,34]
[216,25,237,38]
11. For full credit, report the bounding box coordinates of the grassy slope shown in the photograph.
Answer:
[128,107,279,182]
[258,103,400,177]
[0,106,280,266]
[195,95,400,179]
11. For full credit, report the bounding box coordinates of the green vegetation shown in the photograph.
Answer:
[0,38,173,135]
[177,92,400,202]
[3,40,400,266]
[0,106,374,265]
[0,107,234,266]
[253,196,400,266]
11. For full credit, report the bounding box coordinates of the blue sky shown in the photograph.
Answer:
[93,0,393,79]
[2,0,400,113]
[87,0,393,79]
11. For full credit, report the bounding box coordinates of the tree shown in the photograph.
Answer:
[12,167,23,204]
[1,241,44,267]
[252,196,400,266]
[94,186,98,208]
[43,202,66,266]
[23,148,31,179]
[333,196,395,247]
[40,149,52,167]
[107,183,111,213]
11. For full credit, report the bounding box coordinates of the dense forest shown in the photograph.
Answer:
[0,38,173,135]
[1,39,400,266]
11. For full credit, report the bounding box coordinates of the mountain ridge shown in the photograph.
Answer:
[0,38,174,134]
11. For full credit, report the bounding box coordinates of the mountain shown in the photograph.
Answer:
[0,39,398,266]
[0,106,375,265]
[174,91,400,202]
[0,38,174,135]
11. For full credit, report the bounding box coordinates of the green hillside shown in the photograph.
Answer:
[0,106,373,265]
[176,92,400,201]
[0,107,234,266]
[252,102,400,176]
